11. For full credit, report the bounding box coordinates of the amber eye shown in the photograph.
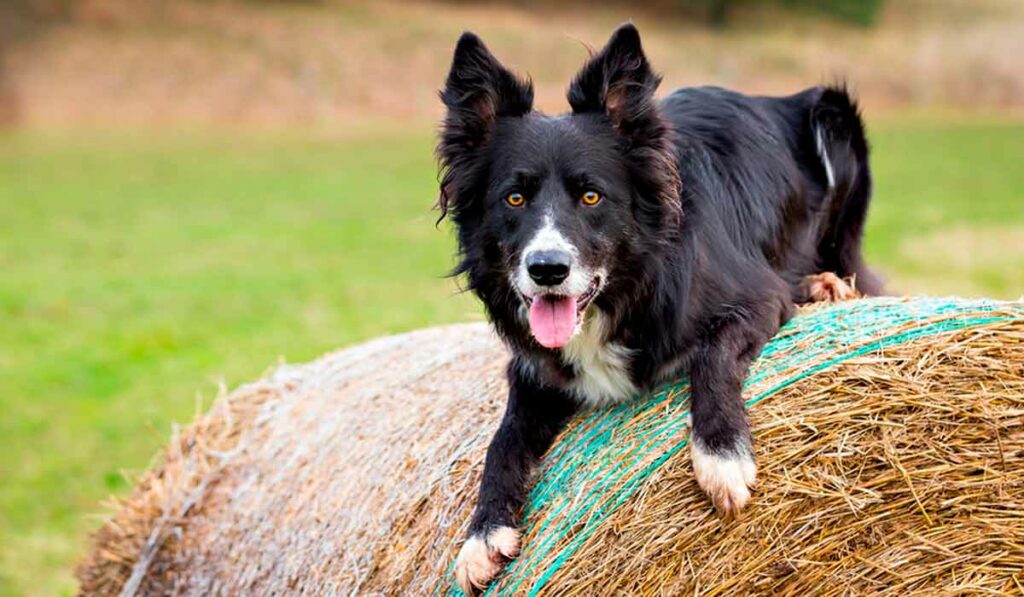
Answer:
[506,192,525,207]
[581,191,602,206]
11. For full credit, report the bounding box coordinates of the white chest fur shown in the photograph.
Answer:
[562,310,637,407]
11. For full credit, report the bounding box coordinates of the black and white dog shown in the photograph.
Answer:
[436,24,880,592]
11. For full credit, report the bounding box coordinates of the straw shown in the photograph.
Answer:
[77,297,1024,596]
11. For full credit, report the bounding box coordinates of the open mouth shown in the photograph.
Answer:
[522,277,602,349]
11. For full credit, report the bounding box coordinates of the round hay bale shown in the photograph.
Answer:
[78,297,1024,595]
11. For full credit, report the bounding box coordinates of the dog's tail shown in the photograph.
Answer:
[810,86,882,295]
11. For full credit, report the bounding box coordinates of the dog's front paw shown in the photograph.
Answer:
[691,439,757,516]
[455,526,520,594]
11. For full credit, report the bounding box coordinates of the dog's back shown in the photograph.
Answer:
[661,85,880,296]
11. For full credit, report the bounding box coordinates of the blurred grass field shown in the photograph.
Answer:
[1,116,1023,594]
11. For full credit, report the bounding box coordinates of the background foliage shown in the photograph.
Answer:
[680,0,885,26]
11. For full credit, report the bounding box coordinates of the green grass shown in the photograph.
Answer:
[865,114,1024,296]
[1,117,1022,595]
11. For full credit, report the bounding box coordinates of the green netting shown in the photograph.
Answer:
[443,297,1024,596]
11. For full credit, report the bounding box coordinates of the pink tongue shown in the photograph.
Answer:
[528,295,577,348]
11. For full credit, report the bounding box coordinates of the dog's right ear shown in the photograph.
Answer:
[437,32,533,220]
[441,32,534,142]
[569,24,682,234]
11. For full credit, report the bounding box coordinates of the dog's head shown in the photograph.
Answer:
[437,24,681,351]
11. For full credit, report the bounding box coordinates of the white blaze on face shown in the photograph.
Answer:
[515,212,596,348]
[516,212,598,299]
[515,213,591,297]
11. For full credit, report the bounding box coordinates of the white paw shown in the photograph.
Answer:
[691,438,757,516]
[455,526,520,594]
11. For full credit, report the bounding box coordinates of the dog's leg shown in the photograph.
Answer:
[689,305,780,516]
[455,361,576,593]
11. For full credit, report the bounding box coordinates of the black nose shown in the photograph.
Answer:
[526,250,571,286]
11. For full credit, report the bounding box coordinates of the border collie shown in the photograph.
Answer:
[436,24,880,592]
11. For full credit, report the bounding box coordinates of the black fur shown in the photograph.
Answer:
[439,24,879,585]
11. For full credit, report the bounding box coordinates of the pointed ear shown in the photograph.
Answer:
[437,32,533,219]
[569,24,682,234]
[567,23,660,135]
[441,32,533,137]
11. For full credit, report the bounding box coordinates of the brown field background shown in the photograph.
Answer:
[2,0,1023,129]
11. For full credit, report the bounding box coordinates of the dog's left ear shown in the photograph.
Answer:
[568,23,660,137]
